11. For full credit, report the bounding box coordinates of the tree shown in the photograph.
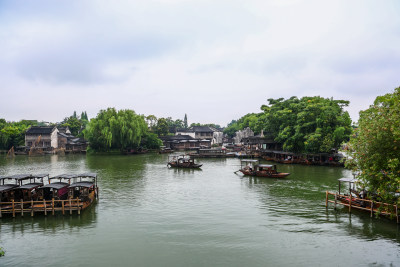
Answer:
[61,116,83,136]
[145,115,158,131]
[0,120,33,149]
[184,114,188,129]
[142,132,163,149]
[154,118,169,136]
[346,87,400,205]
[224,96,352,153]
[84,108,150,151]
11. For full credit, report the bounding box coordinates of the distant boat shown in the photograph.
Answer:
[159,147,174,154]
[237,159,290,178]
[167,155,202,168]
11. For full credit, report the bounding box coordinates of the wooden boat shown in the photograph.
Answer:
[238,159,290,178]
[66,173,98,210]
[167,155,202,168]
[0,174,46,212]
[159,147,174,154]
[326,177,400,223]
[0,175,22,209]
[0,173,98,217]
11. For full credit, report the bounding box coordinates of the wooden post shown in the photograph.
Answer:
[396,205,399,224]
[370,201,373,217]
[12,199,15,218]
[21,199,24,217]
[334,193,337,210]
[62,200,65,215]
[0,205,2,218]
[52,198,55,216]
[43,199,47,216]
[69,198,72,215]
[77,198,80,215]
[31,200,34,216]
[325,191,329,208]
[349,195,352,213]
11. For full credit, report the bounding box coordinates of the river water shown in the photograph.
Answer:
[0,154,399,266]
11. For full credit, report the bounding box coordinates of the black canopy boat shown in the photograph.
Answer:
[32,174,74,210]
[66,173,98,210]
[0,175,22,209]
[238,159,290,178]
[167,155,202,168]
[0,174,46,211]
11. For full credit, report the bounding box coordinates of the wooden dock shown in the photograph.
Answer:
[0,198,90,218]
[325,191,399,223]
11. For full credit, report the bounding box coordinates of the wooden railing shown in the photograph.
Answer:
[0,198,84,218]
[325,191,399,223]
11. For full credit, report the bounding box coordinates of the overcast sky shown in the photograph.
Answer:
[0,0,399,126]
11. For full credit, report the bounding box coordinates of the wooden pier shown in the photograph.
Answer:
[325,191,399,223]
[0,197,91,218]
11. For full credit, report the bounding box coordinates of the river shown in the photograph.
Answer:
[0,154,399,266]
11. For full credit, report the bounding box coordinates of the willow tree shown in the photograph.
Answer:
[346,87,400,204]
[85,108,148,151]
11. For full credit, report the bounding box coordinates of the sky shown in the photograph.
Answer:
[0,0,399,127]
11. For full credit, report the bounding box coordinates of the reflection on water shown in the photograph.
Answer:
[0,154,399,266]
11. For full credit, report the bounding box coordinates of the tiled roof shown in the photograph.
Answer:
[26,126,56,134]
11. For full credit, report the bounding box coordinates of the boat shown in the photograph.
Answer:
[0,175,22,209]
[66,173,98,210]
[167,155,202,168]
[0,173,99,217]
[159,146,174,154]
[237,159,290,178]
[326,177,400,223]
[15,174,47,201]
[0,174,46,212]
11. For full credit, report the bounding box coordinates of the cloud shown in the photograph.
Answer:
[0,0,399,125]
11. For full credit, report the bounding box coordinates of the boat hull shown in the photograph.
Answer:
[239,170,290,178]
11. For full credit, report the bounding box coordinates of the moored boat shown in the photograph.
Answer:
[0,173,98,217]
[326,177,400,223]
[66,173,98,210]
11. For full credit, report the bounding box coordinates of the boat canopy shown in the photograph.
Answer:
[69,182,94,188]
[256,164,274,168]
[0,184,18,193]
[50,174,77,180]
[7,174,32,181]
[41,182,69,190]
[77,173,97,178]
[338,177,358,183]
[241,159,259,163]
[19,183,43,190]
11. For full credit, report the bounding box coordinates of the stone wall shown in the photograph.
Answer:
[233,127,254,144]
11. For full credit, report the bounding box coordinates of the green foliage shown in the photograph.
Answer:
[0,119,34,149]
[154,118,169,136]
[223,113,263,137]
[0,247,4,257]
[225,96,352,153]
[85,108,150,151]
[61,116,83,136]
[190,123,221,129]
[141,132,163,149]
[346,87,400,204]
[149,116,185,135]
[145,115,158,131]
